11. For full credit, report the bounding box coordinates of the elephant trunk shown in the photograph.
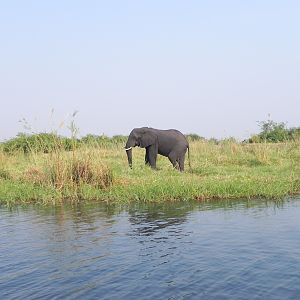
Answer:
[126,148,132,168]
[125,138,134,168]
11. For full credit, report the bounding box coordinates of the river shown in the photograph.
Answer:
[1,197,300,299]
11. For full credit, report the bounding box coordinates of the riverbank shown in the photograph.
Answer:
[0,140,299,205]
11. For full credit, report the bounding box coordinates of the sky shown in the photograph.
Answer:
[0,0,299,141]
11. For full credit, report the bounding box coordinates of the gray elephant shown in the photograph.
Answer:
[125,127,190,171]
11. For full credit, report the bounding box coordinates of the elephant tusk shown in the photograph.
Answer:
[125,147,132,151]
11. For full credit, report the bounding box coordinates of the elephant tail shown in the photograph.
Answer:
[187,145,192,171]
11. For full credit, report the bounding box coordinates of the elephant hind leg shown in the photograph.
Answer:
[178,154,185,172]
[168,151,180,170]
[169,149,186,172]
[145,147,150,165]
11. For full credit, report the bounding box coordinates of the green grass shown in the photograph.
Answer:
[0,139,299,205]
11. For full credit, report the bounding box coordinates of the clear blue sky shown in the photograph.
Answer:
[1,0,299,140]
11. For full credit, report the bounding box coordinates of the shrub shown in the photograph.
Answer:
[258,120,288,142]
[2,133,75,154]
[248,119,300,143]
[186,134,205,142]
[288,127,300,141]
[45,155,113,190]
[80,134,127,147]
[1,132,128,155]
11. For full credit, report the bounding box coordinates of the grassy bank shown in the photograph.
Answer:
[0,140,300,205]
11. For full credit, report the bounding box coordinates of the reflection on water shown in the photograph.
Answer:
[1,198,300,299]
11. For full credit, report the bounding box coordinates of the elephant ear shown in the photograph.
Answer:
[140,131,157,148]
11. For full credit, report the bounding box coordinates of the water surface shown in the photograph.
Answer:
[1,198,300,299]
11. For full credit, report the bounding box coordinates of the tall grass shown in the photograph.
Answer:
[0,137,299,205]
[1,133,128,154]
[102,139,300,203]
[0,132,113,204]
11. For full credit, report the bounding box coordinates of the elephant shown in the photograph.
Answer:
[125,127,190,171]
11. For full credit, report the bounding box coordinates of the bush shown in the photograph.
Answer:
[80,134,127,147]
[22,155,113,193]
[248,119,300,143]
[2,133,75,154]
[186,134,205,142]
[258,120,288,142]
[1,132,128,154]
[46,156,113,190]
[288,127,300,141]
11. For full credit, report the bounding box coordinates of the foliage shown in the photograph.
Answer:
[258,120,288,142]
[0,139,299,205]
[42,154,113,192]
[80,134,127,147]
[2,133,74,154]
[288,127,300,141]
[1,133,128,154]
[249,119,300,143]
[0,119,299,205]
[186,134,205,142]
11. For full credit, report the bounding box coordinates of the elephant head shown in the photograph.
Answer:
[125,127,157,168]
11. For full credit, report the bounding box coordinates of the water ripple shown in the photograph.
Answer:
[1,198,300,299]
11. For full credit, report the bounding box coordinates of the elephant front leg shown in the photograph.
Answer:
[147,144,158,169]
